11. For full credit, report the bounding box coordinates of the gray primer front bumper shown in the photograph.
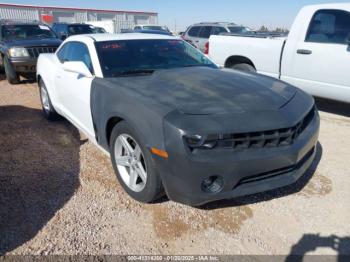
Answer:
[155,110,319,206]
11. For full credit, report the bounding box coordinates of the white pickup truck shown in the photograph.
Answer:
[209,3,350,103]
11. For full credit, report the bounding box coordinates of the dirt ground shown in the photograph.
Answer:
[0,77,349,257]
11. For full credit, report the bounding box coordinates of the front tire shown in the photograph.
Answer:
[229,63,256,72]
[4,56,20,84]
[39,79,59,121]
[110,121,163,203]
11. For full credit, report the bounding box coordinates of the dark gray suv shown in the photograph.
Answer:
[183,22,251,53]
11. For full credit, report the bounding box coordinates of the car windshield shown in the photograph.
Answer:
[68,25,94,35]
[93,27,106,34]
[95,39,217,77]
[2,24,56,40]
[143,26,168,32]
[228,26,250,34]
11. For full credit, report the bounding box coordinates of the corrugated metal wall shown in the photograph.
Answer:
[0,5,158,27]
[52,11,74,23]
[74,12,88,23]
[0,6,39,21]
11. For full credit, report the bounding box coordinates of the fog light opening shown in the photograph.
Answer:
[201,176,224,194]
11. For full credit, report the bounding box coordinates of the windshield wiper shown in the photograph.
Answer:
[33,34,54,39]
[113,69,155,77]
[183,64,203,68]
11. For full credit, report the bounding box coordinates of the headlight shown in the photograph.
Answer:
[185,134,218,150]
[8,47,30,57]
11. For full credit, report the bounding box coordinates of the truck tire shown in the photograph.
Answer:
[230,63,256,73]
[0,55,4,73]
[4,56,20,84]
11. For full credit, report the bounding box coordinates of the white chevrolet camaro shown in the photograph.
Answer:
[37,33,319,206]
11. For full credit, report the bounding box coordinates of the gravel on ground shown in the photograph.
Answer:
[0,79,349,256]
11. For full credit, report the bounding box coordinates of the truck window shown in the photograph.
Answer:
[188,26,201,37]
[212,27,228,35]
[198,26,212,38]
[306,9,350,45]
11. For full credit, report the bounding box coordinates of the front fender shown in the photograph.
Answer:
[37,54,59,108]
[90,78,166,153]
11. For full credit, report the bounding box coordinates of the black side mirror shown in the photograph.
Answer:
[59,33,68,40]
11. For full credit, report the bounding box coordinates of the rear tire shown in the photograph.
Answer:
[4,56,20,84]
[229,63,256,72]
[39,79,59,121]
[110,121,164,203]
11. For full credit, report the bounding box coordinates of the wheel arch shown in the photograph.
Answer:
[224,55,256,69]
[103,112,160,152]
[105,116,125,147]
[0,52,4,68]
[37,74,42,84]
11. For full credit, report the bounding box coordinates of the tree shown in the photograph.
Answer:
[259,25,268,32]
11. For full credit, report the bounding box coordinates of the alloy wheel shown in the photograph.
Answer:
[114,134,147,192]
[40,85,50,112]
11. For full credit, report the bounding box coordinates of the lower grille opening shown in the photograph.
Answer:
[234,147,315,188]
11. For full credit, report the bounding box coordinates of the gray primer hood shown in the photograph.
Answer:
[100,67,296,115]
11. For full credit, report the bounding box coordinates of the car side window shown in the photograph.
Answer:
[56,43,69,63]
[198,26,212,38]
[64,42,94,74]
[187,26,201,37]
[212,27,228,35]
[134,26,141,30]
[306,9,350,44]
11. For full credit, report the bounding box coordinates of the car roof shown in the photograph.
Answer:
[302,3,350,12]
[54,22,90,25]
[0,20,44,26]
[191,22,236,27]
[67,33,178,42]
[136,24,164,27]
[134,29,172,35]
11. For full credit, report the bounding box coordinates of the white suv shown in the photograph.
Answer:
[183,22,250,53]
[133,25,171,33]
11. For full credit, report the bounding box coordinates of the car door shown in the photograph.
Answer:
[197,26,212,52]
[55,41,96,140]
[185,26,202,49]
[281,9,350,102]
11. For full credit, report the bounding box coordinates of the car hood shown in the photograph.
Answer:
[104,67,297,115]
[5,38,62,47]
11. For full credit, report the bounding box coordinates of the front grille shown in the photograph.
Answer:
[206,106,316,150]
[27,46,58,58]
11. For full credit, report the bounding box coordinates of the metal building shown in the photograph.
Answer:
[0,3,158,31]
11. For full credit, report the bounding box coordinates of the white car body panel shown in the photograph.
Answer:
[37,33,177,144]
[209,3,350,103]
[209,35,286,78]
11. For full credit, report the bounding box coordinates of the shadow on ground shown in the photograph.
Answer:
[0,106,81,254]
[201,142,323,210]
[286,234,350,261]
[0,73,36,84]
[314,97,350,117]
